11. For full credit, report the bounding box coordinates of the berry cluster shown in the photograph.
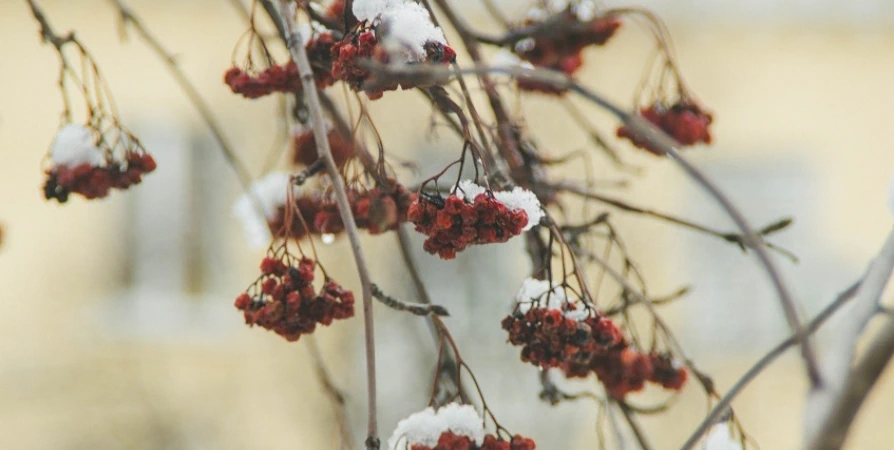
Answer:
[224,34,336,99]
[502,307,624,370]
[564,347,689,400]
[292,127,354,168]
[513,11,621,93]
[44,152,157,203]
[268,182,415,240]
[234,256,354,341]
[409,433,535,450]
[314,183,416,235]
[617,101,714,155]
[331,28,456,99]
[407,193,529,260]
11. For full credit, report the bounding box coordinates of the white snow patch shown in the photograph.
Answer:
[513,278,588,320]
[387,403,485,450]
[232,172,298,249]
[456,180,544,231]
[352,0,446,61]
[51,124,105,168]
[492,50,535,72]
[700,423,743,450]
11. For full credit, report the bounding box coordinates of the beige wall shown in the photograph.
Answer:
[1,1,894,449]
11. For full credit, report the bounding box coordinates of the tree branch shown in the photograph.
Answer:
[805,227,894,449]
[678,280,862,450]
[276,2,379,448]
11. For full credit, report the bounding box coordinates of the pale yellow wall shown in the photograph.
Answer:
[1,1,894,449]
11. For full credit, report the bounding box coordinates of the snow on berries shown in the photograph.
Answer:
[224,33,336,99]
[387,403,536,450]
[617,101,714,155]
[291,124,354,168]
[407,181,543,260]
[43,124,157,203]
[502,278,623,369]
[504,278,688,400]
[332,0,456,99]
[234,253,354,341]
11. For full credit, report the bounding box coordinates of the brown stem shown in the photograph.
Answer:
[277,2,379,448]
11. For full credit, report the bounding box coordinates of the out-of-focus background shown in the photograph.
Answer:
[1,0,894,449]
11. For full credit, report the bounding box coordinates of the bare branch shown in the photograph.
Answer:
[805,227,894,449]
[370,283,450,317]
[276,2,379,448]
[678,280,862,450]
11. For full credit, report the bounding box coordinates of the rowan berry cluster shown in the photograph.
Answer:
[314,182,416,235]
[564,346,688,400]
[234,255,354,341]
[331,28,456,99]
[292,126,354,168]
[512,7,621,93]
[409,433,536,450]
[617,101,714,155]
[407,192,529,260]
[224,34,336,99]
[44,151,157,203]
[502,307,624,370]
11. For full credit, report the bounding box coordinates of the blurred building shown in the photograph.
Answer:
[1,0,893,449]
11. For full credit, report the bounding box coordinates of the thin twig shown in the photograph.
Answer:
[557,181,796,259]
[370,283,450,317]
[276,2,379,448]
[306,336,357,450]
[106,0,256,193]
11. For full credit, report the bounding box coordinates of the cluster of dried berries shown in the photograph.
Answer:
[314,183,415,235]
[331,28,456,99]
[292,127,354,168]
[407,193,529,260]
[224,34,336,99]
[409,433,535,450]
[502,307,624,370]
[617,101,714,155]
[564,347,688,400]
[234,255,354,341]
[44,152,157,203]
[561,339,688,399]
[513,11,621,93]
[269,182,415,239]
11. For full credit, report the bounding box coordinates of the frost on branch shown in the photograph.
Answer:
[407,181,542,260]
[387,403,536,450]
[43,124,157,203]
[234,252,354,342]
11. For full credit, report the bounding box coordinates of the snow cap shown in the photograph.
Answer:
[387,403,485,450]
[51,124,104,168]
